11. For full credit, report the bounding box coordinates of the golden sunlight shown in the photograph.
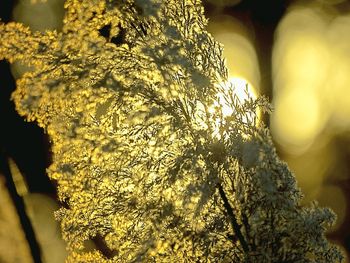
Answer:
[214,76,258,118]
[206,15,261,137]
[207,15,260,91]
[208,76,259,138]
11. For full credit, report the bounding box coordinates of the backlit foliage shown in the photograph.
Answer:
[0,0,344,262]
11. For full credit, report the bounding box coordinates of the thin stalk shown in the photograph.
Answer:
[217,183,249,253]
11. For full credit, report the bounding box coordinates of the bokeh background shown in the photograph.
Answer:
[1,0,350,262]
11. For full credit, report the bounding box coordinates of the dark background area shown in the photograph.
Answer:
[0,0,55,195]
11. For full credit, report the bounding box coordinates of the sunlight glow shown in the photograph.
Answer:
[207,15,260,91]
[214,76,258,117]
[209,77,259,138]
[206,15,261,139]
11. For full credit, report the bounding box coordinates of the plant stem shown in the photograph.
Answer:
[217,183,249,253]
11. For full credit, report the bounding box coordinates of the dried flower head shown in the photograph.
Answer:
[0,0,344,262]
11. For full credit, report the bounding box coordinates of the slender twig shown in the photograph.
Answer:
[217,183,249,253]
[0,154,42,263]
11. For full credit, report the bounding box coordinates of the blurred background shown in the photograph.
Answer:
[1,0,350,262]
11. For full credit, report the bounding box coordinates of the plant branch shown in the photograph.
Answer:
[217,183,249,253]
